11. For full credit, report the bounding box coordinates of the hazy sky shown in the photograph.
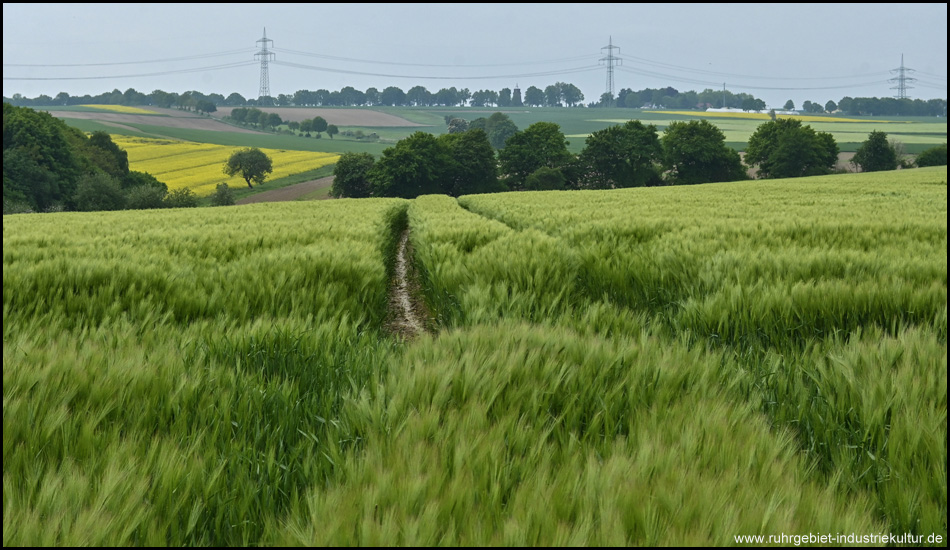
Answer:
[3,3,947,109]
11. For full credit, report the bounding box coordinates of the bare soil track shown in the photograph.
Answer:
[384,228,431,341]
[236,177,335,205]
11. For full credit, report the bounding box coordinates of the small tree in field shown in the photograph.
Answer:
[851,130,898,172]
[744,118,838,179]
[311,116,328,137]
[223,147,273,188]
[662,119,747,185]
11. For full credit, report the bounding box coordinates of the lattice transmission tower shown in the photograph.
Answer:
[255,28,275,100]
[600,37,621,106]
[889,54,916,99]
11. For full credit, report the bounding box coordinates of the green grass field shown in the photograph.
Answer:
[4,167,946,546]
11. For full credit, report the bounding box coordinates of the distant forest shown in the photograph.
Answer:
[4,83,947,116]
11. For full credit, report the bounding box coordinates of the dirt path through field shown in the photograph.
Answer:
[385,228,430,340]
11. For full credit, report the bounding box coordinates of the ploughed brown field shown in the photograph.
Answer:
[44,107,263,134]
[44,106,425,133]
[212,106,426,127]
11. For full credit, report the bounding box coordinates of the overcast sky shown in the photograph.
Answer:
[3,3,947,109]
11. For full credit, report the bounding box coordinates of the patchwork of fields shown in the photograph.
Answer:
[47,106,947,158]
[3,167,947,545]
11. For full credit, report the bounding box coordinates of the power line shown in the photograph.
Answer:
[599,37,621,105]
[4,32,945,102]
[618,54,892,81]
[255,28,275,99]
[616,65,890,93]
[3,50,252,68]
[273,47,597,68]
[2,61,257,81]
[889,54,916,99]
[271,59,602,81]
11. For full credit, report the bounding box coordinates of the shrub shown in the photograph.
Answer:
[122,170,167,193]
[162,188,198,208]
[210,183,236,206]
[915,144,947,167]
[524,167,566,191]
[3,198,34,215]
[74,172,126,211]
[125,185,167,210]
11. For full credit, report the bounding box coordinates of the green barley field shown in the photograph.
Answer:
[3,167,947,546]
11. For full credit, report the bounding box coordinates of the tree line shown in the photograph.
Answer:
[4,83,585,109]
[10,84,944,116]
[608,88,948,117]
[327,114,745,199]
[226,107,343,139]
[2,104,203,214]
[331,112,947,199]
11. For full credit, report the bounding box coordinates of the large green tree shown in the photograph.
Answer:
[84,131,129,177]
[662,120,747,185]
[380,86,406,106]
[544,85,561,107]
[498,88,512,107]
[744,118,838,179]
[330,152,376,198]
[851,130,898,172]
[407,86,432,107]
[264,113,282,130]
[4,104,171,213]
[485,112,517,149]
[524,86,545,107]
[223,147,273,188]
[576,120,663,189]
[470,112,518,149]
[558,82,584,107]
[446,118,469,134]
[3,103,81,211]
[437,129,500,196]
[498,122,572,191]
[369,132,452,198]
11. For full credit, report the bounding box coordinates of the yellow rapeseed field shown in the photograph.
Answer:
[112,135,340,196]
[81,104,158,115]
